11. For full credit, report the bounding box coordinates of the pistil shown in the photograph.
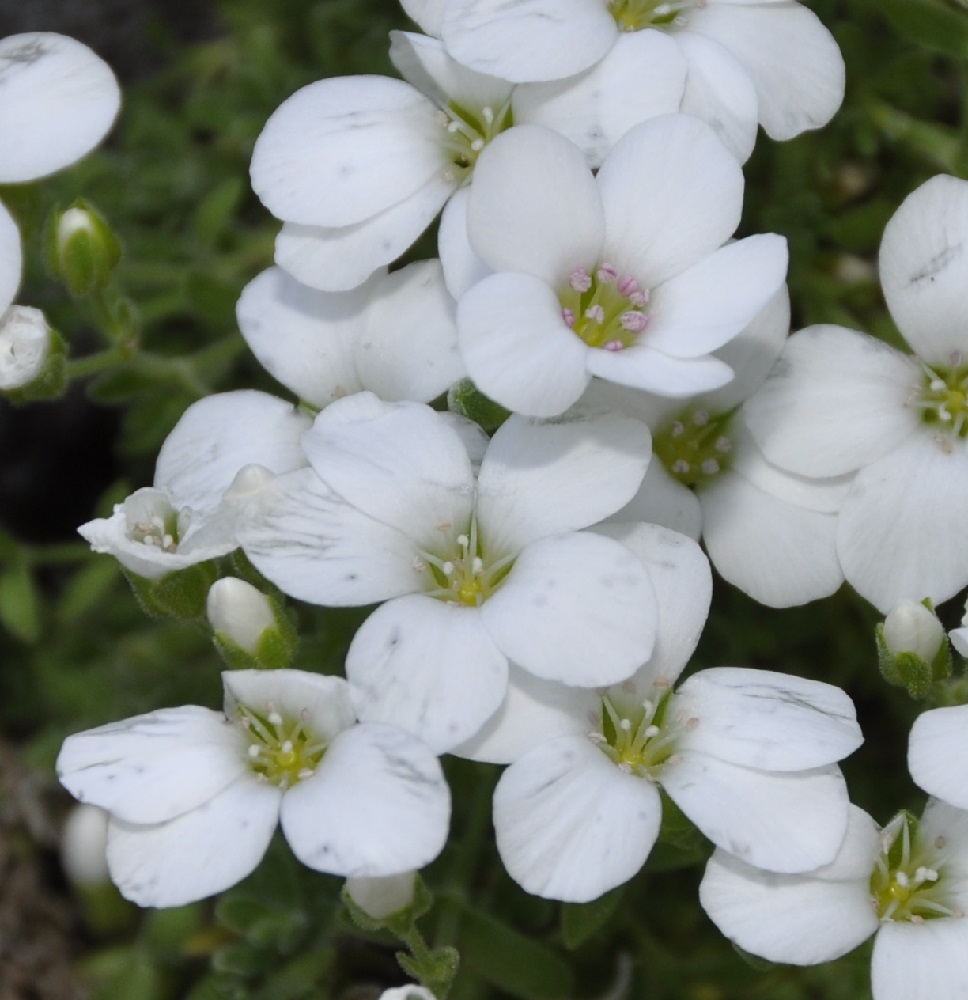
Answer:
[560,263,650,352]
[237,703,327,789]
[417,515,515,607]
[591,689,680,778]
[653,408,734,487]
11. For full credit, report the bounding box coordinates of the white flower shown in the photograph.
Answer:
[239,392,658,751]
[79,391,310,578]
[745,175,968,612]
[379,988,436,1000]
[454,116,787,417]
[249,33,513,292]
[56,670,451,908]
[469,523,861,901]
[0,305,51,390]
[909,703,968,812]
[950,597,968,657]
[699,800,968,1000]
[236,261,464,407]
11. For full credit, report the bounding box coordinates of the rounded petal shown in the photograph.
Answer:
[837,434,968,612]
[0,33,121,184]
[675,668,861,771]
[685,3,844,141]
[596,114,744,287]
[346,596,508,753]
[281,723,450,876]
[57,707,248,825]
[441,0,617,83]
[494,736,662,901]
[251,76,445,227]
[438,188,491,299]
[106,777,281,907]
[744,325,919,477]
[611,459,704,541]
[302,394,475,550]
[0,202,22,315]
[909,705,968,809]
[467,125,604,285]
[400,0,447,35]
[458,272,592,417]
[872,921,968,1000]
[476,411,652,556]
[513,31,688,168]
[878,174,968,363]
[482,532,657,687]
[586,342,734,397]
[662,755,850,873]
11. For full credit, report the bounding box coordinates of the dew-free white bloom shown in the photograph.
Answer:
[79,391,310,578]
[467,523,861,901]
[56,670,451,908]
[0,305,52,390]
[746,175,968,612]
[236,261,464,407]
[240,391,658,752]
[950,597,968,657]
[909,703,968,812]
[454,115,787,417]
[700,800,968,1000]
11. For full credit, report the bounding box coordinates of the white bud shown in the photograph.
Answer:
[344,871,416,920]
[883,600,944,662]
[378,988,436,1000]
[206,577,275,653]
[61,803,110,886]
[0,306,50,390]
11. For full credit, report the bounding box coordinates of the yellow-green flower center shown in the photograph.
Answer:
[419,515,514,608]
[653,408,734,488]
[917,362,968,440]
[559,263,650,352]
[591,687,680,778]
[237,704,327,789]
[441,99,514,184]
[130,507,181,553]
[607,0,693,32]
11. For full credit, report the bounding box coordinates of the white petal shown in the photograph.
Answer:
[302,394,475,549]
[482,532,656,687]
[645,235,788,359]
[878,174,968,363]
[596,115,744,287]
[106,777,281,907]
[594,522,711,688]
[400,0,447,35]
[494,736,662,901]
[476,412,651,556]
[837,434,968,612]
[458,272,592,417]
[274,173,454,293]
[677,32,758,164]
[441,0,617,83]
[57,707,247,825]
[909,705,968,809]
[586,342,734,397]
[251,76,445,227]
[281,723,450,876]
[662,755,850,873]
[467,125,604,285]
[611,459,704,541]
[0,202,21,315]
[675,668,861,771]
[438,188,491,299]
[701,469,844,608]
[513,31,688,168]
[347,596,508,753]
[744,325,919,477]
[872,921,968,1000]
[239,469,425,606]
[154,391,310,514]
[0,33,121,183]
[686,3,844,141]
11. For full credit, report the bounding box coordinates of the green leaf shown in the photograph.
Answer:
[460,907,573,1000]
[560,886,626,949]
[192,177,246,247]
[0,556,42,643]
[57,558,121,623]
[876,0,968,57]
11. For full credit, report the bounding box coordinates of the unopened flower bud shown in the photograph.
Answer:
[47,199,121,296]
[0,305,66,398]
[345,872,417,921]
[61,803,110,887]
[207,577,296,669]
[876,599,950,699]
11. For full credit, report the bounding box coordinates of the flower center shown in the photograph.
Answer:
[129,508,181,553]
[440,100,514,185]
[237,703,327,789]
[559,263,650,352]
[590,686,680,778]
[606,0,699,32]
[916,361,968,440]
[417,514,514,608]
[869,811,963,923]
[653,408,734,488]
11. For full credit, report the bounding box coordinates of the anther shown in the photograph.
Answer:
[598,263,618,283]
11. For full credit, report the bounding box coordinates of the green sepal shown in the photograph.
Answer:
[124,560,218,620]
[876,621,951,700]
[448,378,510,434]
[3,325,67,403]
[340,873,433,934]
[45,198,123,297]
[397,945,460,999]
[560,885,626,949]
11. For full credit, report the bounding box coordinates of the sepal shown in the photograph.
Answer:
[124,560,219,620]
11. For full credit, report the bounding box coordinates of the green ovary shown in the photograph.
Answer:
[653,408,734,488]
[918,363,968,439]
[607,0,690,31]
[593,689,679,778]
[420,516,514,608]
[238,705,327,789]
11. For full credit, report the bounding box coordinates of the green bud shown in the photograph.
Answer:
[0,306,67,401]
[46,199,121,296]
[448,378,510,434]
[207,577,297,669]
[876,599,950,699]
